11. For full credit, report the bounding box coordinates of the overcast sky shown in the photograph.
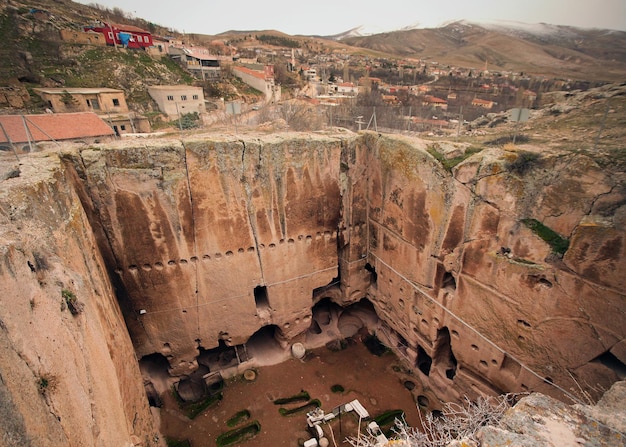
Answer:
[76,0,626,35]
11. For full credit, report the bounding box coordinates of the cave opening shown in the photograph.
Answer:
[197,339,246,372]
[592,350,626,379]
[364,262,378,284]
[417,345,433,376]
[244,324,284,365]
[138,353,171,407]
[433,327,457,380]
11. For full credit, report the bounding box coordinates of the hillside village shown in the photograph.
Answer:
[0,0,618,148]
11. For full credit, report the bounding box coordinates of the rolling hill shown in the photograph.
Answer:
[339,21,626,81]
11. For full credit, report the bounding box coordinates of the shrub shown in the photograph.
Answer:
[506,150,541,175]
[521,218,569,256]
[347,395,513,447]
[331,384,345,393]
[62,289,84,315]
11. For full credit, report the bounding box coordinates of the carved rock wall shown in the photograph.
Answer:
[69,135,342,374]
[1,129,623,444]
[0,156,159,446]
[340,134,626,406]
[70,132,624,407]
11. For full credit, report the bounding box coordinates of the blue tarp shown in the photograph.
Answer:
[119,32,131,46]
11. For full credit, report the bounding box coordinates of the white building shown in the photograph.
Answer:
[232,65,281,103]
[147,85,206,118]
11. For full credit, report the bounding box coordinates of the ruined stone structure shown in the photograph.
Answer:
[1,131,624,444]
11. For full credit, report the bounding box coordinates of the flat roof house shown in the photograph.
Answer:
[33,87,128,114]
[148,85,206,118]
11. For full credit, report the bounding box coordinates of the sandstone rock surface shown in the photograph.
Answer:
[0,129,624,443]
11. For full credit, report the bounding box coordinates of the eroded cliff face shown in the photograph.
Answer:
[342,134,625,406]
[1,130,624,443]
[0,156,160,446]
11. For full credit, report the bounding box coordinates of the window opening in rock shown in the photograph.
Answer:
[417,345,432,376]
[254,285,270,311]
[364,263,377,284]
[442,271,456,290]
[417,395,429,408]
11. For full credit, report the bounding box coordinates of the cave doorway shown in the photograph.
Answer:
[245,325,285,365]
[417,345,432,376]
[139,353,171,407]
[197,340,244,372]
[307,297,379,345]
[433,327,457,380]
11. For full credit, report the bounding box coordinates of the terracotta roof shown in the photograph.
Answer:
[233,66,266,80]
[0,113,114,144]
[423,95,447,103]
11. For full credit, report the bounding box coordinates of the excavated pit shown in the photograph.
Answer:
[1,131,625,444]
[68,133,625,408]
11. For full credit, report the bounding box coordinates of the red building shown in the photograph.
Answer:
[84,23,153,49]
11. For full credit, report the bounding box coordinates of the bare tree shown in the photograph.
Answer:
[346,394,515,447]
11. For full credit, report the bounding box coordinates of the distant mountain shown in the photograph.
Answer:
[327,22,422,40]
[337,20,626,81]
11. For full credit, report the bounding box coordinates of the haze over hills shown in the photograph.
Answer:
[336,20,626,81]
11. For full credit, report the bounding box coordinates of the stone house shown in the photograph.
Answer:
[422,95,448,110]
[148,85,206,118]
[471,98,495,109]
[34,87,128,114]
[33,88,149,135]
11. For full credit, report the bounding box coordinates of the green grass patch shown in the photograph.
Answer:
[273,391,310,405]
[521,218,569,256]
[427,145,483,172]
[278,399,322,416]
[374,409,405,427]
[227,409,251,427]
[171,385,223,419]
[216,421,261,447]
[330,384,345,393]
[185,392,223,419]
